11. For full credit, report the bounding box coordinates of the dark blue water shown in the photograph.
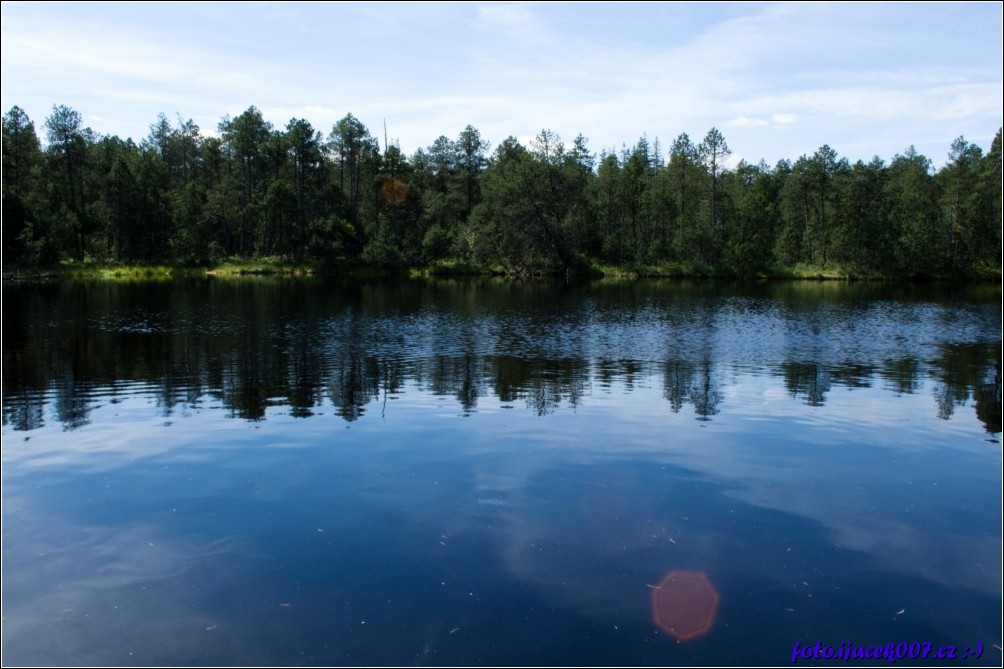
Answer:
[2,278,1001,666]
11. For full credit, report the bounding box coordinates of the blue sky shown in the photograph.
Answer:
[2,2,1001,167]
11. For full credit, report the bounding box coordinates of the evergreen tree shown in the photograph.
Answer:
[2,107,49,265]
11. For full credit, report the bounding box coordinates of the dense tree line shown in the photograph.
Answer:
[3,104,1001,276]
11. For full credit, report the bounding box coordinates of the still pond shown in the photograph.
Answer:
[2,278,1001,665]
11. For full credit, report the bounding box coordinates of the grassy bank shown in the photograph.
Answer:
[585,260,1001,282]
[5,257,1000,283]
[4,258,320,281]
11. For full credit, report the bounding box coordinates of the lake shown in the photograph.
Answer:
[2,277,1001,666]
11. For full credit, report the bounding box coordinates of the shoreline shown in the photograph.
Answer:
[4,260,1000,284]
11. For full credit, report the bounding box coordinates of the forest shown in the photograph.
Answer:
[2,104,1001,278]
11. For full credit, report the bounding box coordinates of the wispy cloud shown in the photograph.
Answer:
[1,2,1000,165]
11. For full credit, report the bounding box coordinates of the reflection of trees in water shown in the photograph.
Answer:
[491,357,587,416]
[2,390,45,432]
[2,281,999,434]
[411,355,485,415]
[376,357,407,419]
[881,357,922,395]
[2,343,46,431]
[663,359,692,413]
[54,369,91,430]
[933,380,971,422]
[781,361,872,406]
[456,358,481,415]
[288,366,321,418]
[525,359,587,416]
[221,351,266,421]
[7,344,1001,433]
[662,359,720,419]
[492,356,527,405]
[930,342,1001,433]
[781,362,831,407]
[689,360,720,420]
[974,366,1001,435]
[828,363,873,389]
[327,354,381,422]
[154,331,210,419]
[596,358,645,392]
[286,323,325,418]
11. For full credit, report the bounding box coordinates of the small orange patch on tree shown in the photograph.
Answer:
[381,177,408,206]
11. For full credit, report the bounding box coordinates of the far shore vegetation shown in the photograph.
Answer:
[9,257,1000,283]
[3,104,1001,282]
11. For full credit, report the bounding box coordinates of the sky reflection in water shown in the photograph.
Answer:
[2,278,1000,666]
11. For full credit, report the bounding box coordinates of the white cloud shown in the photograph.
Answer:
[727,116,769,128]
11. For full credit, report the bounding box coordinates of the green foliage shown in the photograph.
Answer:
[2,106,53,266]
[361,228,407,269]
[2,103,1000,281]
[306,214,360,261]
[421,225,453,262]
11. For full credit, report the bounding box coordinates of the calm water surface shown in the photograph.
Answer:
[2,278,1001,666]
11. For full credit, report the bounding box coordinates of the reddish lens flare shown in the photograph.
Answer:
[650,570,720,641]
